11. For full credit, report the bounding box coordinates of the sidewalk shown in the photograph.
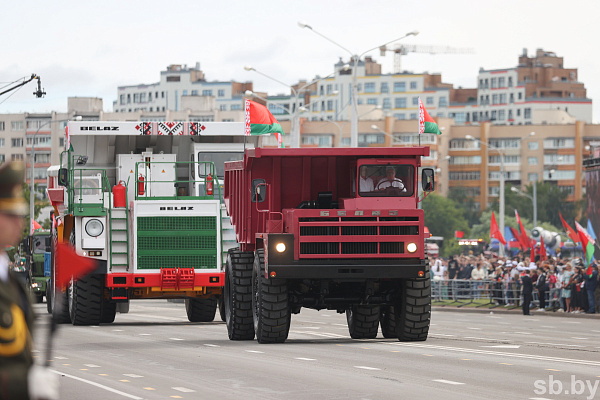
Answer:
[433,304,600,319]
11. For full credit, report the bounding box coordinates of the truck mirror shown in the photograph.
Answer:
[251,179,266,203]
[58,168,69,187]
[422,168,435,192]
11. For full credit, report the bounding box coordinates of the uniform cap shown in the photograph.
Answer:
[0,162,28,216]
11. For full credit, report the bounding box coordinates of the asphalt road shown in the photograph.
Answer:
[32,301,600,400]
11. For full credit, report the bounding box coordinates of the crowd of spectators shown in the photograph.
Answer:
[430,253,600,314]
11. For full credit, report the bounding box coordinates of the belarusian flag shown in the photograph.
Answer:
[575,221,595,277]
[515,210,531,250]
[245,99,285,148]
[559,212,580,244]
[418,97,442,135]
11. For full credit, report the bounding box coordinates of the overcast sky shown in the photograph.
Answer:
[2,0,598,122]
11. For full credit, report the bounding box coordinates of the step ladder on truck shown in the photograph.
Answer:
[45,120,256,325]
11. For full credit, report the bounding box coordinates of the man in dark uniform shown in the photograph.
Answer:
[521,269,534,315]
[0,162,57,399]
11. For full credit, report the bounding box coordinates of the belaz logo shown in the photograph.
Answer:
[80,126,119,131]
[159,206,194,211]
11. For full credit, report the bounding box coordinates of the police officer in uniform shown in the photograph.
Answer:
[0,162,57,400]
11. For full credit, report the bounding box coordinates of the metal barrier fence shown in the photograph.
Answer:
[431,278,562,310]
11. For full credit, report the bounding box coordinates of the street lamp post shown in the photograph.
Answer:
[511,185,537,227]
[298,21,418,147]
[244,66,337,148]
[29,116,81,234]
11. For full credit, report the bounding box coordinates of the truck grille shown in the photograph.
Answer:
[297,215,419,258]
[137,216,218,270]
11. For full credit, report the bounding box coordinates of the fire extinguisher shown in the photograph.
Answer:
[138,174,145,196]
[206,173,213,195]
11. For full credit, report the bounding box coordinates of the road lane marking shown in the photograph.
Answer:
[139,333,151,336]
[500,363,513,365]
[203,344,220,347]
[51,370,143,399]
[123,374,143,378]
[113,329,124,332]
[480,345,521,349]
[172,387,196,393]
[429,333,455,337]
[571,337,589,340]
[144,387,156,391]
[467,327,481,330]
[84,364,101,368]
[290,330,347,338]
[354,366,380,370]
[546,369,561,371]
[433,379,465,385]
[245,350,264,354]
[295,357,316,361]
[169,338,184,341]
[388,343,600,366]
[54,356,68,359]
[423,354,434,357]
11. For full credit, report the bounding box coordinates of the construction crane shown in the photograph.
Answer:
[379,44,475,74]
[0,74,46,98]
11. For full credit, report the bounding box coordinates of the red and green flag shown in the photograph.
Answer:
[418,97,442,135]
[575,221,595,277]
[245,99,285,147]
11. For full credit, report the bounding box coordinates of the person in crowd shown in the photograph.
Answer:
[358,165,374,193]
[561,263,574,313]
[547,267,559,311]
[431,257,445,301]
[584,263,598,314]
[0,162,58,399]
[535,264,548,311]
[471,261,487,299]
[570,265,587,313]
[521,269,534,315]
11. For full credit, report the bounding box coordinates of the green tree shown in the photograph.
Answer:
[422,193,469,257]
[447,186,481,227]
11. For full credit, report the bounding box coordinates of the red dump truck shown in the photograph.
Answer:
[223,147,435,343]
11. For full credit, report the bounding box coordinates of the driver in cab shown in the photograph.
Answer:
[376,166,406,192]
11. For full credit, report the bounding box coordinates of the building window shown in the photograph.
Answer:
[449,139,480,150]
[544,154,575,165]
[543,170,575,180]
[394,113,406,120]
[0,155,4,163]
[327,100,334,111]
[133,93,140,103]
[498,77,505,87]
[449,156,482,165]
[26,136,51,146]
[410,113,417,119]
[0,138,4,147]
[426,97,434,105]
[364,82,376,93]
[508,77,513,87]
[11,138,23,147]
[410,81,417,89]
[381,82,389,93]
[367,98,378,106]
[449,171,481,180]
[528,157,538,165]
[393,82,406,92]
[166,76,180,82]
[302,135,333,147]
[218,89,225,97]
[383,98,391,110]
[231,104,242,111]
[528,141,538,150]
[120,95,126,105]
[395,97,407,108]
[34,153,50,163]
[11,154,24,161]
[491,78,497,89]
[524,108,531,119]
[11,121,24,131]
[528,173,538,181]
[358,134,384,146]
[202,90,213,96]
[439,97,447,107]
[498,110,505,120]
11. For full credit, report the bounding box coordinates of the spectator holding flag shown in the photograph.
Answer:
[585,262,598,313]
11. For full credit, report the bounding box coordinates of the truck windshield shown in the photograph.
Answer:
[33,236,49,254]
[358,164,414,197]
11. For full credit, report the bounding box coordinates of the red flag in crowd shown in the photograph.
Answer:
[539,236,547,261]
[490,212,506,245]
[455,230,465,239]
[509,227,523,249]
[515,210,531,250]
[575,221,595,277]
[559,212,580,244]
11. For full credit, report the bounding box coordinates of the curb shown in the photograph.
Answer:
[432,306,600,319]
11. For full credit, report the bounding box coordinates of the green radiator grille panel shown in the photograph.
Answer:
[137,216,218,270]
[138,216,216,231]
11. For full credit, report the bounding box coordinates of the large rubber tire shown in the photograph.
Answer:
[69,274,103,326]
[100,300,117,324]
[396,264,431,342]
[380,306,397,338]
[252,249,290,344]
[217,296,226,322]
[346,305,380,339]
[185,298,217,322]
[224,249,255,340]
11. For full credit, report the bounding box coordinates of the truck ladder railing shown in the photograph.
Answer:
[109,181,130,272]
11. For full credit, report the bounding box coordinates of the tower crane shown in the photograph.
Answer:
[379,44,475,73]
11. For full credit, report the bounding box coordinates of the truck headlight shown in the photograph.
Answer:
[406,242,417,253]
[275,242,286,253]
[85,219,104,237]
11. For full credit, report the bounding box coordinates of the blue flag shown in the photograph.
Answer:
[587,219,597,241]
